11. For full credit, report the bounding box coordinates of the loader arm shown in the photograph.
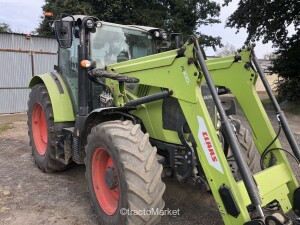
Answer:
[207,51,299,209]
[104,38,300,225]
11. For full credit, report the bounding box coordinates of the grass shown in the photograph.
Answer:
[0,125,13,134]
[286,102,300,115]
[260,94,279,108]
[260,95,300,115]
[260,98,273,106]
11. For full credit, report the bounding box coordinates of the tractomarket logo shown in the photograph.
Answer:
[120,208,180,216]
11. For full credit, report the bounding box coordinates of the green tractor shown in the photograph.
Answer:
[27,14,300,225]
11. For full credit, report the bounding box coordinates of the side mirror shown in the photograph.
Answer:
[54,20,73,49]
[170,33,183,49]
[174,35,183,49]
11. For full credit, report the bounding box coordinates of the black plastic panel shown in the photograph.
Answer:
[162,97,187,132]
[219,184,240,218]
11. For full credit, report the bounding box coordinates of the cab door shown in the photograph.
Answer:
[58,36,80,114]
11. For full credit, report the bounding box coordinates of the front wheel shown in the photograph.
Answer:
[85,120,165,225]
[226,116,260,180]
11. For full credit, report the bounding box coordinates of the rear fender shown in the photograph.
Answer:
[29,72,75,122]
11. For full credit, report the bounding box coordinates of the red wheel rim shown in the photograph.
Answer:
[32,103,48,156]
[92,148,119,215]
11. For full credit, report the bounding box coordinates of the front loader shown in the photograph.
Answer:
[27,14,300,225]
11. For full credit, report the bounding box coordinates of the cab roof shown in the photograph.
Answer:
[62,15,162,33]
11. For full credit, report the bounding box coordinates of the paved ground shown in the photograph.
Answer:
[0,104,299,225]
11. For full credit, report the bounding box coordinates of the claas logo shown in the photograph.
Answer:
[202,132,218,162]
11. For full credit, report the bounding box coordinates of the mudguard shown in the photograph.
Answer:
[83,106,138,135]
[29,71,75,123]
[84,107,137,128]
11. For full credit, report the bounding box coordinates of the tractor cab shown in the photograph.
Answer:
[53,15,167,113]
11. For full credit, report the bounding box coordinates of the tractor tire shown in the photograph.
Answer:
[27,84,68,172]
[226,116,259,181]
[85,120,165,225]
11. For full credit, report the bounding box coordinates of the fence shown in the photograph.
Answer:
[0,33,57,114]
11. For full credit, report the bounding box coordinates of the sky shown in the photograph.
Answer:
[0,0,44,34]
[201,0,274,58]
[0,0,275,58]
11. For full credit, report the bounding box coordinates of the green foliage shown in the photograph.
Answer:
[223,0,299,47]
[198,34,222,51]
[36,0,92,36]
[0,23,12,33]
[271,33,300,101]
[223,0,300,101]
[36,0,222,49]
[275,78,300,102]
[271,35,300,80]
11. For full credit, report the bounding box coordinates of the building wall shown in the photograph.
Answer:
[255,73,279,92]
[256,59,278,92]
[0,35,278,113]
[0,33,57,114]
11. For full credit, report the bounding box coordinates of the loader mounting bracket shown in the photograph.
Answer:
[150,138,194,182]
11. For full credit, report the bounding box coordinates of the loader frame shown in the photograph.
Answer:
[102,38,300,224]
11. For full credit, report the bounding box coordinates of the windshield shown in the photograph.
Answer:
[90,24,154,68]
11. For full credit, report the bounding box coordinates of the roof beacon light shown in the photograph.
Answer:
[44,12,53,18]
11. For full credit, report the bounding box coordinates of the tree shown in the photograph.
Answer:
[37,0,222,49]
[0,23,12,33]
[272,37,300,101]
[36,0,92,37]
[216,43,236,57]
[223,0,300,101]
[263,53,276,61]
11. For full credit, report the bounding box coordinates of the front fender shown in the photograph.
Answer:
[83,107,138,133]
[29,72,75,122]
[84,107,135,127]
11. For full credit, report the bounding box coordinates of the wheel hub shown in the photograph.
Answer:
[92,148,119,215]
[105,167,118,190]
[32,103,48,156]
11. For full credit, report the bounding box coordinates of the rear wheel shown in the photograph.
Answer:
[226,116,259,180]
[85,120,165,225]
[27,84,68,172]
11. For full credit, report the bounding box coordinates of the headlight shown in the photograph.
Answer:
[153,30,168,40]
[95,21,102,28]
[161,32,168,40]
[154,31,160,38]
[86,19,94,29]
